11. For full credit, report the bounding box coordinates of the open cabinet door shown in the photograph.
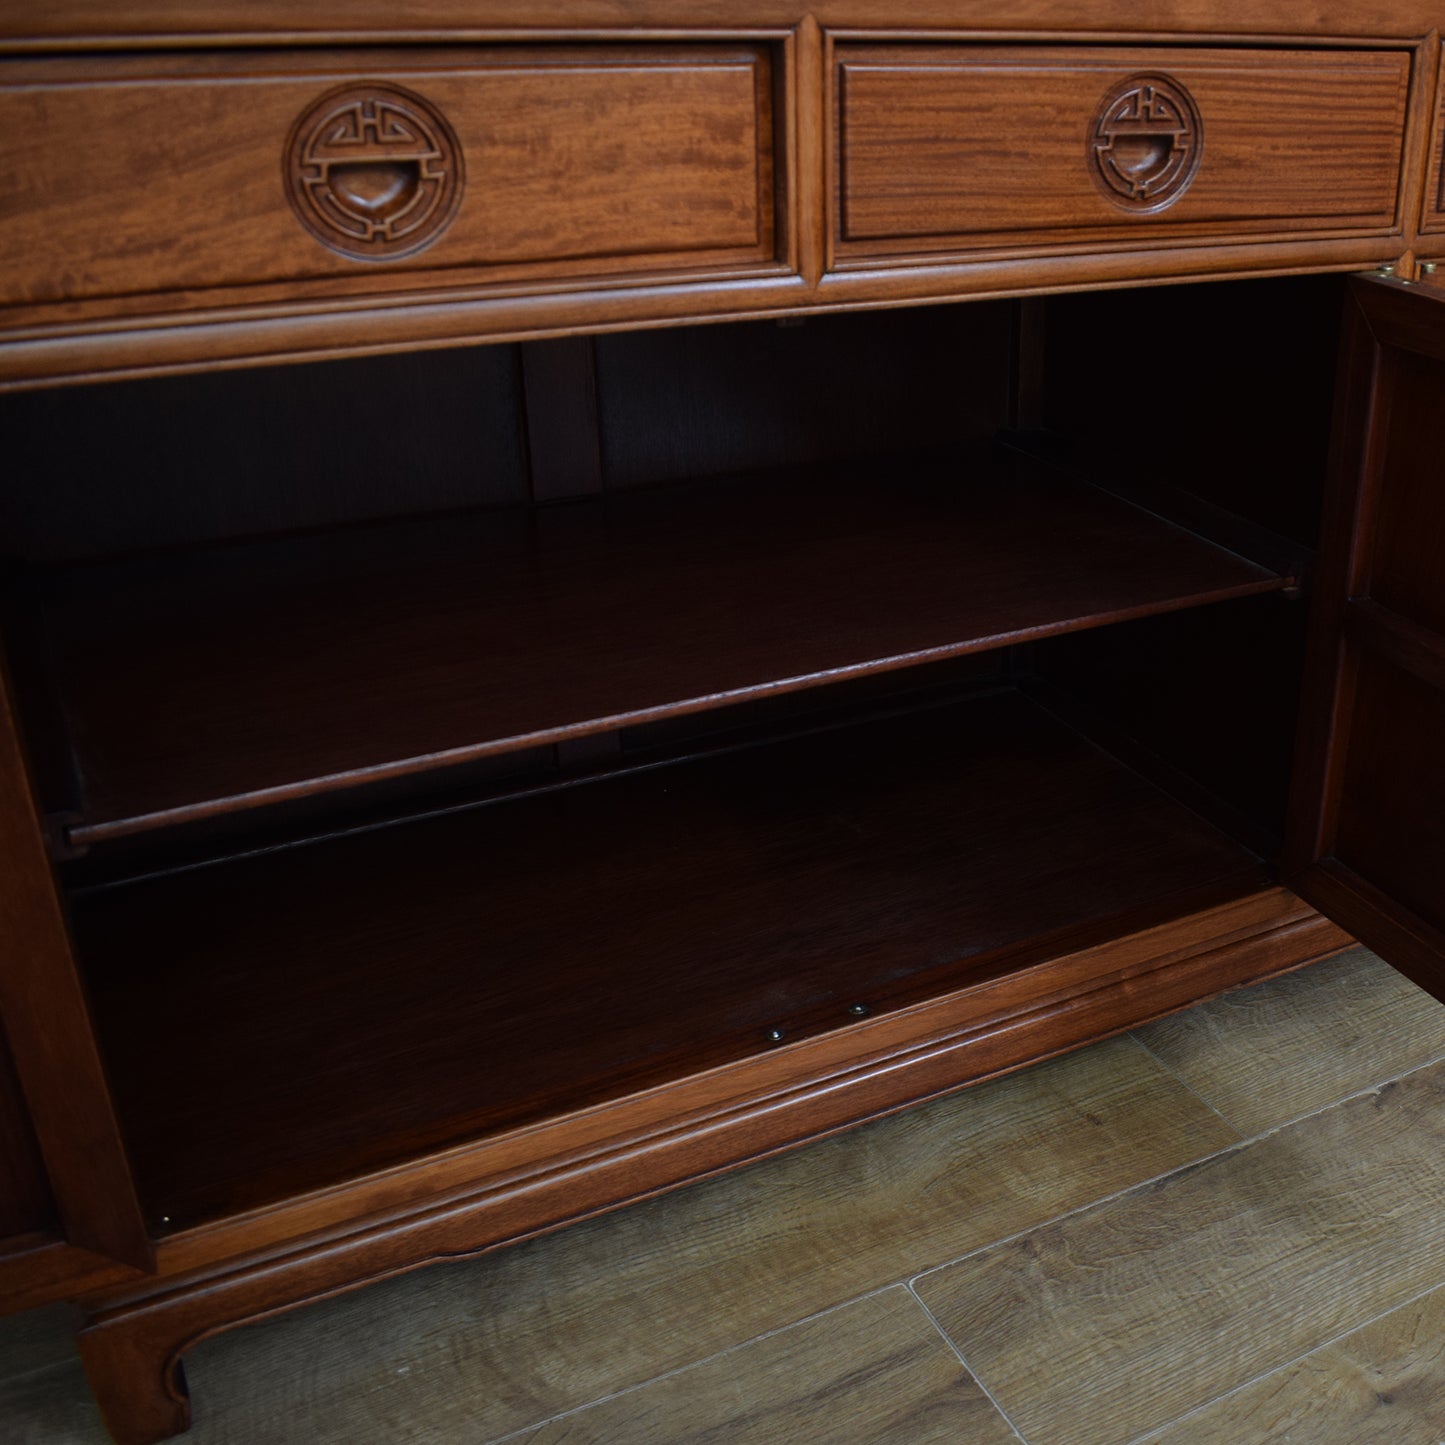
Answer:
[1287,275,1445,1002]
[0,654,153,1289]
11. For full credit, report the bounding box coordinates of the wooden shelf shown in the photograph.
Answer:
[19,452,1292,845]
[73,688,1270,1230]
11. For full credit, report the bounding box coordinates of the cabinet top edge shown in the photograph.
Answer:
[0,1,1438,50]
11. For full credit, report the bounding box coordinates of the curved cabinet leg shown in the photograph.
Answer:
[78,1320,192,1445]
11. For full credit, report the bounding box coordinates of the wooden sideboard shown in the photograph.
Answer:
[3,4,1445,1441]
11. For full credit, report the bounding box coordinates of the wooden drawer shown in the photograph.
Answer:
[0,45,777,314]
[833,46,1410,261]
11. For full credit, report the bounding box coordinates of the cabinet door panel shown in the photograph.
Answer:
[0,1025,54,1241]
[1288,276,1445,999]
[0,658,152,1274]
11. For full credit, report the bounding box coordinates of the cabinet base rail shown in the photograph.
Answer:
[75,888,1347,1445]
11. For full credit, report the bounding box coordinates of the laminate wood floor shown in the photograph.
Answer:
[3,945,1444,1444]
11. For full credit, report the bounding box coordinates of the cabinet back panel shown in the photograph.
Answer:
[73,689,1264,1228]
[1041,276,1342,549]
[1029,592,1309,848]
[594,303,1012,488]
[0,344,526,562]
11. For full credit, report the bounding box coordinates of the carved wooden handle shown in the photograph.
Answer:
[1089,74,1202,213]
[285,83,464,260]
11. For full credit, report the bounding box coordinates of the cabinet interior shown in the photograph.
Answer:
[0,273,1344,1232]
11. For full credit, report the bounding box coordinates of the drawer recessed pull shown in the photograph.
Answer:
[285,83,464,261]
[1090,73,1202,213]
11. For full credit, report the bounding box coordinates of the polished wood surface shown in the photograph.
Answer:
[0,8,1431,387]
[0,46,777,310]
[1,0,1444,43]
[16,454,1289,844]
[834,46,1410,259]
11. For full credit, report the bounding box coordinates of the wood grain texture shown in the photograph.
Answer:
[1134,946,1445,1135]
[1418,39,1445,236]
[915,1057,1445,1445]
[1142,1281,1445,1444]
[151,1037,1232,1442]
[517,1289,1018,1444]
[0,0,1442,43]
[19,456,1288,841]
[0,235,1396,392]
[835,47,1410,257]
[0,1293,1021,1444]
[0,46,776,310]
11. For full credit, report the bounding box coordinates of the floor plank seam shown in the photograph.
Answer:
[903,1280,1030,1444]
[1217,1042,1445,1148]
[0,1355,83,1395]
[908,1042,1445,1292]
[1118,1275,1445,1445]
[479,1284,903,1445]
[1126,1031,1248,1137]
[906,1133,1250,1287]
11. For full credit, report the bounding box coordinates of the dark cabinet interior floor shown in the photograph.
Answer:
[72,686,1269,1232]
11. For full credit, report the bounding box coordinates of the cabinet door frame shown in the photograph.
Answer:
[0,651,152,1274]
[1287,273,1445,1000]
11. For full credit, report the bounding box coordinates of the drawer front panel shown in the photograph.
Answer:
[0,46,776,310]
[835,46,1409,258]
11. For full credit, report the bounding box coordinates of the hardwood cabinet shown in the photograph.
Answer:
[2,5,1444,1443]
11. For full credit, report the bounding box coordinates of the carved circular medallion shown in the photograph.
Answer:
[1089,74,1202,213]
[285,84,464,260]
